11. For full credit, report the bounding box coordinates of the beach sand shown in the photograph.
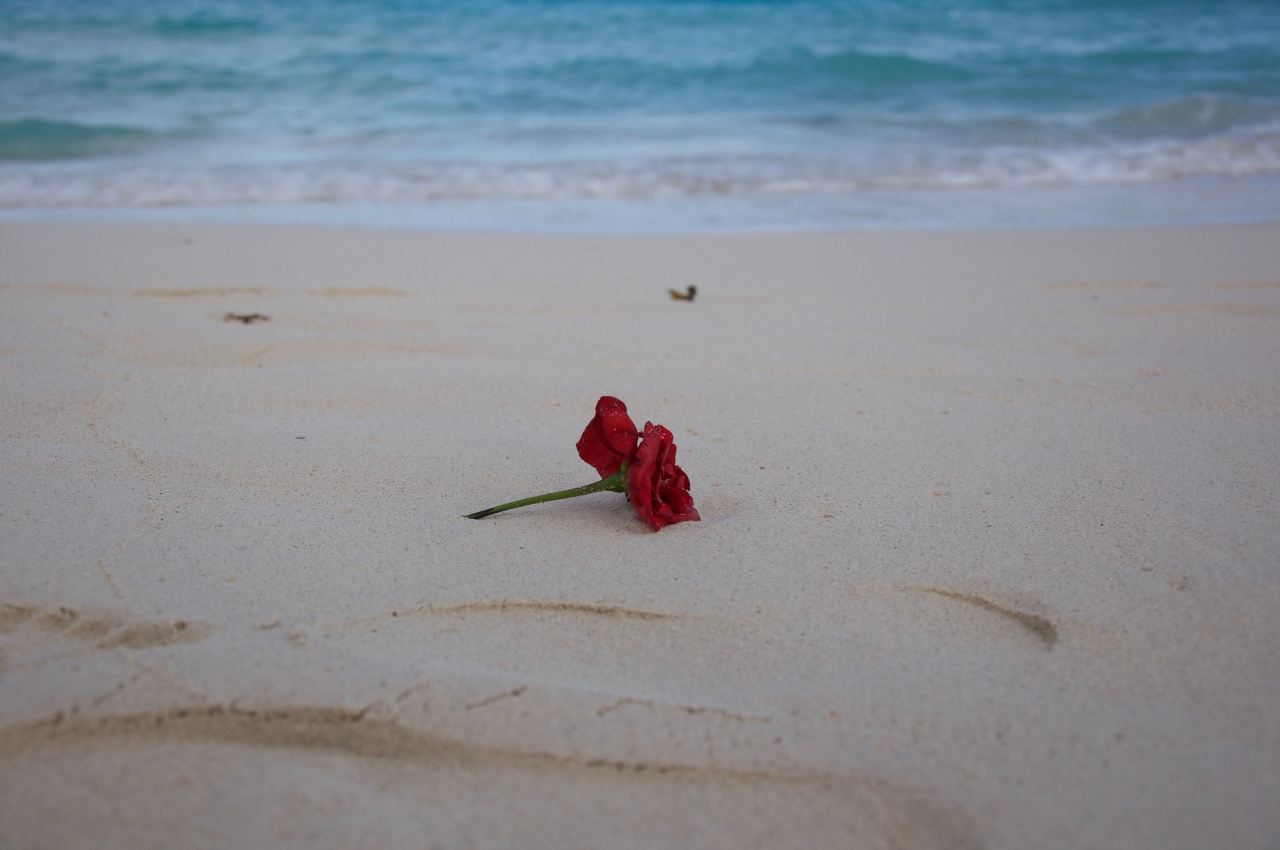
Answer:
[1,220,1278,849]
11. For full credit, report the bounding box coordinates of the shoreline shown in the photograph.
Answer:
[5,171,1280,235]
[6,210,1280,236]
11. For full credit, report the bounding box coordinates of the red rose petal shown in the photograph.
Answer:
[627,422,701,531]
[576,395,639,478]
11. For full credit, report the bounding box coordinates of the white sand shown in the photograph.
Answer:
[1,220,1278,849]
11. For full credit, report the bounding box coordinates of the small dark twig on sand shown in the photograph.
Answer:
[223,312,270,324]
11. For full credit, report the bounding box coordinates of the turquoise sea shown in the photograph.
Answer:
[3,0,1280,231]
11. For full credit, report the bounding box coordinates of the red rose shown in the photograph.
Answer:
[576,395,639,478]
[468,396,700,533]
[627,422,701,531]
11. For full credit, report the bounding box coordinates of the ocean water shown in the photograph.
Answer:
[3,0,1280,231]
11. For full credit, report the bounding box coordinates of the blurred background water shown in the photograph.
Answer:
[3,0,1280,231]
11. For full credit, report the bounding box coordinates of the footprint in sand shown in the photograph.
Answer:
[0,702,978,850]
[0,603,213,650]
[328,599,678,629]
[133,287,271,298]
[891,586,1058,648]
[344,592,1057,651]
[308,286,409,298]
[394,600,676,621]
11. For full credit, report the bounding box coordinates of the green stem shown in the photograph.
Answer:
[465,469,627,520]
